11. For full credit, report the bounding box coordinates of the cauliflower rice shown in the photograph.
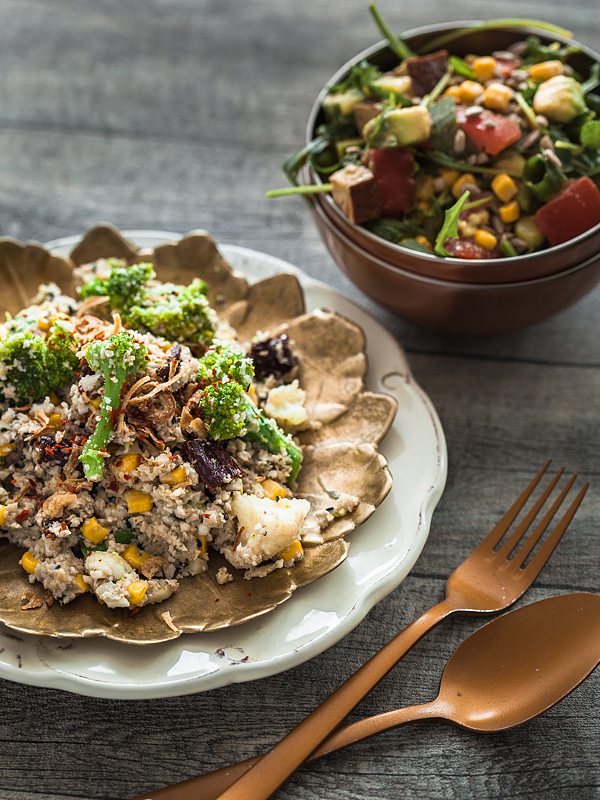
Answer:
[0,261,355,613]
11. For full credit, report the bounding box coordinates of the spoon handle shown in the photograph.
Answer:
[130,599,452,800]
[129,704,440,800]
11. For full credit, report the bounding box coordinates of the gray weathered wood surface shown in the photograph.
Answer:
[1,1,600,798]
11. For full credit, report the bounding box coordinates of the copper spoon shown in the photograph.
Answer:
[131,592,600,800]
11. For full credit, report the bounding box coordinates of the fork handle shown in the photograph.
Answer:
[129,599,453,800]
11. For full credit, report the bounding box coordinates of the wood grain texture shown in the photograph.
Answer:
[1,1,600,799]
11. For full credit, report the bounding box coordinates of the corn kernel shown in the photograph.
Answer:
[415,174,435,201]
[451,172,478,198]
[472,56,496,83]
[279,539,304,562]
[89,396,102,410]
[491,173,518,202]
[529,60,564,82]
[125,490,153,514]
[474,229,498,250]
[161,465,187,487]
[122,544,151,570]
[0,443,15,457]
[417,199,431,211]
[49,392,60,406]
[48,413,62,428]
[467,209,490,227]
[457,80,484,104]
[499,200,521,224]
[493,152,526,177]
[20,551,38,574]
[439,167,460,187]
[37,316,51,331]
[444,85,462,101]
[114,454,141,479]
[261,479,287,501]
[82,517,111,544]
[128,579,148,605]
[483,82,513,113]
[414,235,433,250]
[0,504,6,525]
[75,574,89,593]
[246,384,258,406]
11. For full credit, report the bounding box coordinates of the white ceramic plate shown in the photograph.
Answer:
[0,232,447,699]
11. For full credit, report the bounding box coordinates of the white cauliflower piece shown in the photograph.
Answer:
[263,379,308,430]
[224,493,310,570]
[85,551,133,582]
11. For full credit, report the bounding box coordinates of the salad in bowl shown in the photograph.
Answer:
[270,6,600,262]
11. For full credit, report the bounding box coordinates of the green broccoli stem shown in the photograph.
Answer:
[80,376,125,481]
[244,405,302,484]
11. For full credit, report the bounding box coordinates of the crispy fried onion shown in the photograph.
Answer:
[179,386,207,438]
[140,556,165,580]
[21,591,43,610]
[24,409,52,442]
[42,490,78,518]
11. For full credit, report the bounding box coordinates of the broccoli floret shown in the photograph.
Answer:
[79,259,217,346]
[125,280,216,346]
[79,331,149,481]
[0,324,79,406]
[79,259,155,313]
[197,381,250,442]
[196,343,302,483]
[198,341,254,389]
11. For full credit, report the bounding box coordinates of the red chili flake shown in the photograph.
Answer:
[214,598,219,602]
[204,514,211,519]
[123,474,131,481]
[131,607,141,616]
[107,481,119,493]
[247,593,252,597]
[60,522,67,529]
[28,479,36,487]
[16,510,29,523]
[45,532,57,540]
[115,460,123,467]
[68,487,76,494]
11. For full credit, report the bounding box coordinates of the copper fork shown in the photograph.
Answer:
[131,461,588,800]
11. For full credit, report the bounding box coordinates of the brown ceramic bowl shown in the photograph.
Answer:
[303,22,600,286]
[311,194,600,335]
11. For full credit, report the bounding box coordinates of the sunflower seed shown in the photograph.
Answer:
[453,128,467,152]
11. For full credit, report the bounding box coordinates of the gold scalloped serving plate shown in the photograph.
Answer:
[0,225,396,644]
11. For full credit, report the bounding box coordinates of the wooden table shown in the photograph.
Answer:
[1,2,600,798]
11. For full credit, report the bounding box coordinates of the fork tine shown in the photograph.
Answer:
[494,464,564,559]
[520,482,589,581]
[477,461,551,552]
[508,473,577,569]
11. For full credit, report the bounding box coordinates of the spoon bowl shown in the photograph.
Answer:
[434,591,600,732]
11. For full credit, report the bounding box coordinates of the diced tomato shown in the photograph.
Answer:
[367,148,416,214]
[443,237,496,259]
[456,107,521,156]
[494,57,519,77]
[534,176,600,246]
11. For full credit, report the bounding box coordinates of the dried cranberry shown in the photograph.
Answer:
[182,439,245,491]
[249,334,296,380]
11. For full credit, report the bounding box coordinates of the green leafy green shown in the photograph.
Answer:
[363,216,427,244]
[524,35,581,65]
[581,62,600,95]
[367,2,416,60]
[434,191,471,257]
[114,529,135,545]
[449,55,475,79]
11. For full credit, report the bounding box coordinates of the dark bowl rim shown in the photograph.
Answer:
[304,21,600,268]
[312,192,600,290]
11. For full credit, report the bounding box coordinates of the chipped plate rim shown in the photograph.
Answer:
[0,232,447,699]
